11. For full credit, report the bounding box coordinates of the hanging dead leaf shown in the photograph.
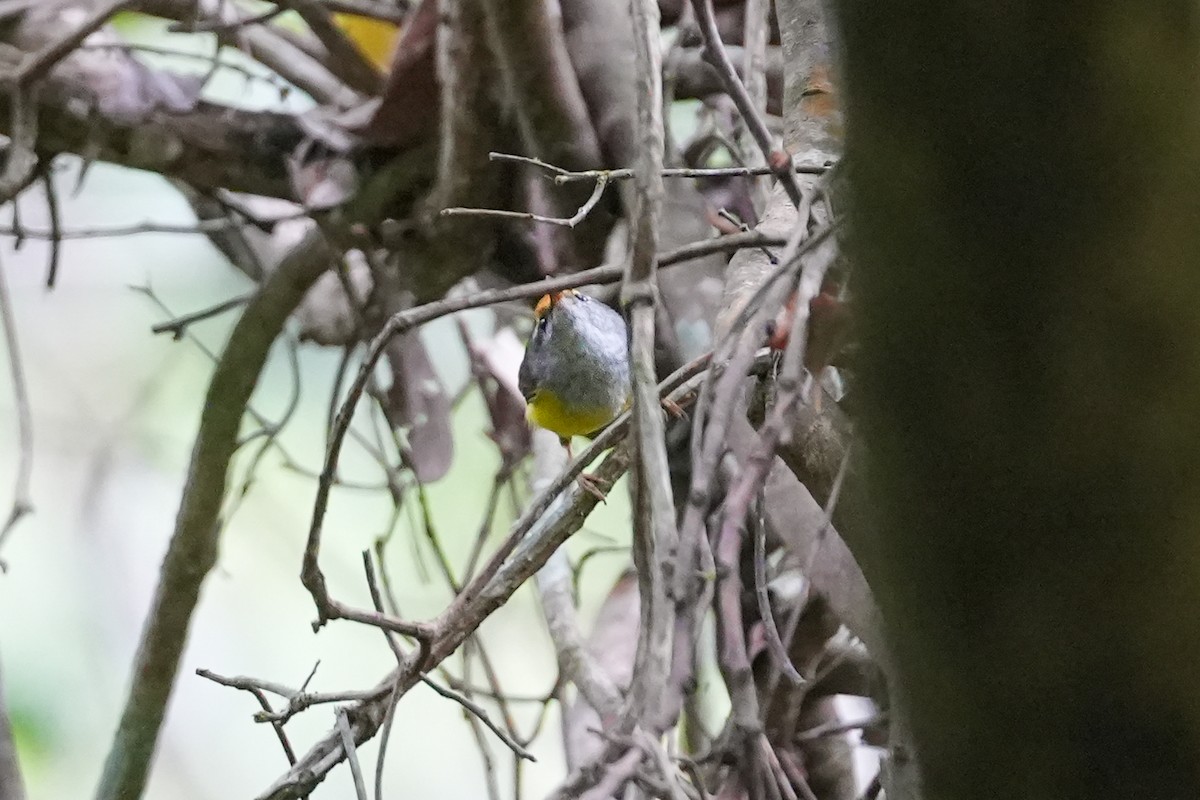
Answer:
[458,321,531,472]
[381,329,454,483]
[349,0,439,148]
[562,571,639,768]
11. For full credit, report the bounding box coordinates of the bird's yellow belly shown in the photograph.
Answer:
[527,391,616,438]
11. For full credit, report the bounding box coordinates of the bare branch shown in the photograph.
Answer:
[315,0,408,23]
[336,709,369,800]
[418,672,536,762]
[95,228,334,800]
[192,669,297,766]
[441,175,609,228]
[301,230,780,632]
[0,211,308,240]
[195,668,376,724]
[620,0,678,733]
[670,220,830,742]
[688,0,805,207]
[361,551,535,762]
[281,0,385,95]
[480,0,601,172]
[260,356,723,800]
[39,159,60,288]
[742,0,771,206]
[8,0,131,86]
[574,747,643,800]
[489,151,831,182]
[150,292,254,339]
[533,431,623,719]
[795,712,887,743]
[0,43,307,199]
[479,0,609,262]
[143,0,362,106]
[752,494,804,684]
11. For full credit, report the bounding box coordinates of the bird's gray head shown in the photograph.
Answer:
[517,290,628,403]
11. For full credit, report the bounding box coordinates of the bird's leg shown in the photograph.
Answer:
[563,437,608,503]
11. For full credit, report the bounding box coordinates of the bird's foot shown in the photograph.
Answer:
[577,472,608,503]
[661,397,686,419]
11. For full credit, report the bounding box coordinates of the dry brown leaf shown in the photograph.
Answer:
[459,322,531,471]
[382,329,454,483]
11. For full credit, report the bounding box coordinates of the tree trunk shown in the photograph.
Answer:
[835,2,1200,797]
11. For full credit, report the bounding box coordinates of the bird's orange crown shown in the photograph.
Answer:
[534,289,577,318]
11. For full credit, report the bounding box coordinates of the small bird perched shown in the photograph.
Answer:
[518,290,631,496]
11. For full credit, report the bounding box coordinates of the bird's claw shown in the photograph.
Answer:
[661,397,686,419]
[577,473,608,503]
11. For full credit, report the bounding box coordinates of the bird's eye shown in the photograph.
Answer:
[579,294,589,302]
[536,315,550,335]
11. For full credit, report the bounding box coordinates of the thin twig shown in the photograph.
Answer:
[670,221,833,738]
[795,712,887,742]
[742,0,770,207]
[361,551,534,761]
[133,285,312,488]
[187,0,362,107]
[195,668,378,724]
[710,229,840,729]
[688,0,805,207]
[77,42,292,92]
[0,213,307,240]
[760,735,808,800]
[752,493,804,684]
[359,551,405,800]
[441,175,609,228]
[0,252,33,564]
[418,673,536,761]
[459,653,503,800]
[166,4,287,33]
[336,709,369,800]
[488,152,829,182]
[40,160,62,288]
[638,729,690,800]
[373,678,401,800]
[151,292,255,339]
[192,670,297,765]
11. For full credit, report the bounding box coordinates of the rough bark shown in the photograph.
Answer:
[836,2,1200,798]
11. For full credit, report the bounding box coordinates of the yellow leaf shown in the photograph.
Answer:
[333,13,401,71]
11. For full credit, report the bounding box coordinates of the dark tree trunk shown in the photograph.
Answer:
[834,2,1200,798]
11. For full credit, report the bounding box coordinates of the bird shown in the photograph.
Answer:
[518,289,631,499]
